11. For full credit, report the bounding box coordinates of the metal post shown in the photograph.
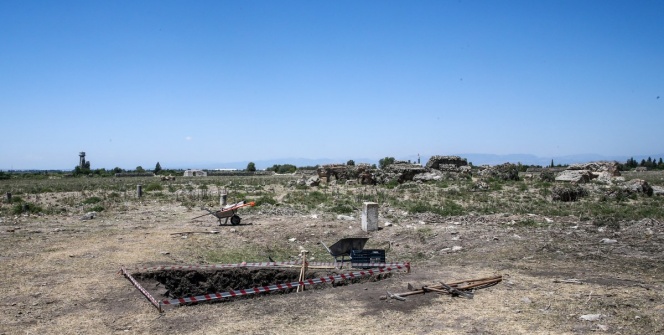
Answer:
[220,193,227,207]
[137,185,143,198]
[5,192,11,203]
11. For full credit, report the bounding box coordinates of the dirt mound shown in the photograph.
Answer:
[134,267,392,301]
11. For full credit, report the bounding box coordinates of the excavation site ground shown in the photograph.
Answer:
[0,168,663,334]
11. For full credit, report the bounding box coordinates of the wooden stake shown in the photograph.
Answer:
[297,250,309,292]
[388,275,502,300]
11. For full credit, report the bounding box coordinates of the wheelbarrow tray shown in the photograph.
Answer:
[195,201,255,225]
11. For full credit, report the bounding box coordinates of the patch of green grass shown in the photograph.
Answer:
[82,196,102,204]
[384,180,399,189]
[144,182,163,192]
[283,190,331,209]
[406,199,465,216]
[89,205,104,212]
[12,202,43,215]
[329,202,355,214]
[255,195,277,206]
[415,226,435,242]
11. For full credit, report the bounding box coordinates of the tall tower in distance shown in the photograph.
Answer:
[79,152,86,169]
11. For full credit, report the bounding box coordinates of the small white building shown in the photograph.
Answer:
[183,169,207,177]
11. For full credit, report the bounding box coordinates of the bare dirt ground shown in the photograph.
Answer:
[1,184,663,335]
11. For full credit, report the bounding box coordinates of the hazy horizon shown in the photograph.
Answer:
[3,151,664,172]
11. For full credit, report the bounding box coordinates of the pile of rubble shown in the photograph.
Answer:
[477,163,520,181]
[555,161,621,183]
[374,161,427,184]
[310,156,474,186]
[304,159,662,200]
[315,163,375,185]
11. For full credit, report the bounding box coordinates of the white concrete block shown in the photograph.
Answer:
[362,202,379,232]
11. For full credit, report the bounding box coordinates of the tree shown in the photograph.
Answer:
[625,157,637,169]
[246,162,256,172]
[136,166,145,173]
[659,158,663,169]
[379,157,395,169]
[346,160,355,166]
[154,162,162,175]
[550,159,554,168]
[267,164,296,174]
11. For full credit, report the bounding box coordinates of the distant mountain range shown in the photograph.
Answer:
[192,153,664,170]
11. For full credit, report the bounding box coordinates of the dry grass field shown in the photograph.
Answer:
[1,172,663,334]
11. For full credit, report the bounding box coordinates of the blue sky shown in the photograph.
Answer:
[1,0,662,170]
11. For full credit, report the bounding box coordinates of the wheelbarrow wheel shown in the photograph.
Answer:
[230,215,241,225]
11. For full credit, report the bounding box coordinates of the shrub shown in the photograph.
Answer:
[551,184,587,202]
[83,196,102,204]
[539,171,556,182]
[89,205,105,212]
[12,202,43,215]
[379,157,395,169]
[329,203,355,214]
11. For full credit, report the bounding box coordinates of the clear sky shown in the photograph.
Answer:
[1,0,662,170]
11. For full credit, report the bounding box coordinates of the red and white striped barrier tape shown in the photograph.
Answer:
[133,261,410,272]
[120,267,162,312]
[161,264,409,307]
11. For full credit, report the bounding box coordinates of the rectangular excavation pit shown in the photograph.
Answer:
[130,266,394,308]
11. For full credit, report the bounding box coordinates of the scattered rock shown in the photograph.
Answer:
[600,238,617,244]
[375,162,428,184]
[479,163,520,181]
[567,161,620,176]
[579,314,603,321]
[555,161,621,183]
[551,184,587,202]
[413,171,443,182]
[288,237,297,242]
[305,175,320,187]
[80,212,97,220]
[472,181,490,191]
[451,246,463,252]
[555,170,592,183]
[425,155,468,171]
[336,215,355,221]
[622,179,654,196]
[652,185,664,196]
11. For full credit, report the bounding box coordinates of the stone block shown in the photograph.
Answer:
[362,202,378,232]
